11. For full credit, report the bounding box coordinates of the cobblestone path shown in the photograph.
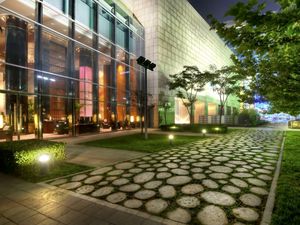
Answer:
[47,129,283,225]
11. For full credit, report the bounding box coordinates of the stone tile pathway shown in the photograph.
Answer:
[46,129,282,224]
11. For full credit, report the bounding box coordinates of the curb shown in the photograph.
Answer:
[260,132,286,225]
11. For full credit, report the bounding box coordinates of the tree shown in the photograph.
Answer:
[209,0,300,114]
[158,91,171,125]
[206,65,241,124]
[169,66,210,124]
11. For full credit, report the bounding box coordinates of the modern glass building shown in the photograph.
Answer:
[0,0,145,140]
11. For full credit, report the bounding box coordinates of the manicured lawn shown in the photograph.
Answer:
[271,131,300,225]
[81,133,205,153]
[24,162,93,183]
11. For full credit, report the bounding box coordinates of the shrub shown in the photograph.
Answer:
[159,124,227,133]
[238,109,267,126]
[0,140,65,176]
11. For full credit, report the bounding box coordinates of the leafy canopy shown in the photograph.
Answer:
[209,0,300,115]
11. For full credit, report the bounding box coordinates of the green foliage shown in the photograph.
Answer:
[169,66,212,124]
[159,124,228,134]
[205,65,242,124]
[237,108,266,126]
[209,0,300,114]
[0,140,65,176]
[81,134,204,153]
[271,131,300,225]
[158,91,172,125]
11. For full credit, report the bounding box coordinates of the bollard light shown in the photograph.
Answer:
[38,154,50,163]
[202,129,207,136]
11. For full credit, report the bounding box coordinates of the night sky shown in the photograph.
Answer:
[188,0,280,23]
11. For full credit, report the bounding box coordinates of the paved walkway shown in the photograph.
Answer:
[0,128,284,225]
[45,129,283,224]
[0,173,163,225]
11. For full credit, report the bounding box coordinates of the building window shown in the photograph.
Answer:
[99,7,114,41]
[76,0,93,28]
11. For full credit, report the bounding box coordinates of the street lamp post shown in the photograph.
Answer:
[137,56,156,140]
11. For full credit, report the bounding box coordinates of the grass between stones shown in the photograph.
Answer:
[271,131,300,225]
[80,133,205,153]
[23,162,93,183]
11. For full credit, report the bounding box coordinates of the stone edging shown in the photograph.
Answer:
[260,132,286,225]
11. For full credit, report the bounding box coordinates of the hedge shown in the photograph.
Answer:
[159,124,227,134]
[0,139,65,176]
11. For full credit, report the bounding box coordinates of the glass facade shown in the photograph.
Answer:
[0,0,145,141]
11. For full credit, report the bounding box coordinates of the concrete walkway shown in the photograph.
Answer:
[0,173,163,225]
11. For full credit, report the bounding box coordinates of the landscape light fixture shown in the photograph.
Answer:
[168,134,174,145]
[137,56,156,140]
[38,154,50,163]
[202,129,207,136]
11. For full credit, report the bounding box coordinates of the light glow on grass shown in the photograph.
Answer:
[38,154,50,163]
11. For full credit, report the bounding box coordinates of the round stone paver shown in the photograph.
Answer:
[112,178,130,186]
[232,173,254,178]
[197,205,228,225]
[76,185,95,194]
[91,186,114,197]
[209,166,233,173]
[240,194,262,207]
[134,190,156,200]
[107,170,124,176]
[59,182,82,190]
[129,168,143,174]
[230,178,248,188]
[247,178,267,186]
[84,176,103,184]
[193,173,206,180]
[202,179,219,189]
[167,176,192,186]
[145,199,168,214]
[209,173,228,179]
[106,192,127,203]
[133,172,155,184]
[119,184,141,192]
[159,185,176,198]
[222,185,241,194]
[124,199,143,209]
[90,167,113,175]
[201,191,236,206]
[232,207,259,222]
[167,208,191,223]
[50,178,67,186]
[156,172,172,179]
[176,196,200,208]
[171,168,189,175]
[258,174,272,181]
[250,187,269,195]
[144,180,162,189]
[193,162,211,167]
[191,168,203,173]
[214,156,230,162]
[181,184,204,195]
[115,162,135,170]
[71,174,88,182]
[166,163,178,168]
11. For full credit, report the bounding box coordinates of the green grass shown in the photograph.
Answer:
[23,162,93,183]
[271,131,300,225]
[80,133,205,153]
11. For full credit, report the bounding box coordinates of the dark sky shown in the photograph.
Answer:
[188,0,280,23]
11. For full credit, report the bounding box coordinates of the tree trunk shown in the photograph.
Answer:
[164,109,167,125]
[190,104,194,124]
[219,105,223,125]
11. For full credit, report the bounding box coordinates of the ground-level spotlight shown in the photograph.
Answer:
[38,154,50,163]
[215,127,220,132]
[168,134,174,145]
[202,129,207,136]
[38,154,50,175]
